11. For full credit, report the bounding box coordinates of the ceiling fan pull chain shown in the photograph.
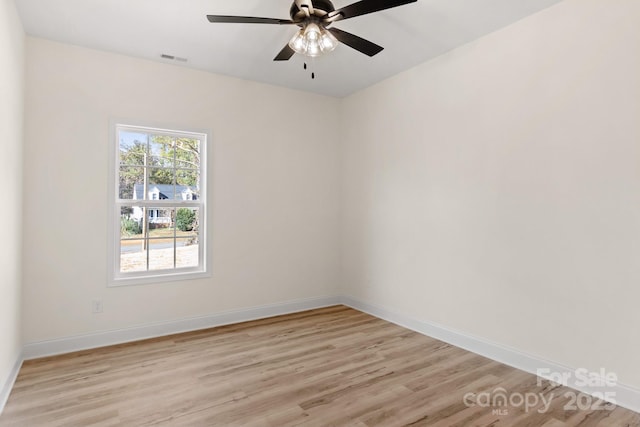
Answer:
[304,61,314,79]
[310,57,316,79]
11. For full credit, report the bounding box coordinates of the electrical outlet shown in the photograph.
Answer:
[92,299,103,314]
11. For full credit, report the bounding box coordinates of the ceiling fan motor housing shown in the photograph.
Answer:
[290,0,336,24]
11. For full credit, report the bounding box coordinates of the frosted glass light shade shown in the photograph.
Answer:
[289,30,305,52]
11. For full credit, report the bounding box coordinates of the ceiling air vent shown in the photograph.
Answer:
[160,54,188,62]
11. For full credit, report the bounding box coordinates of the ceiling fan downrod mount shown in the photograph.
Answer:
[289,0,336,23]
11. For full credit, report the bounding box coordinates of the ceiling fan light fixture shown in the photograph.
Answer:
[305,23,321,40]
[289,30,306,52]
[288,23,337,57]
[307,41,321,57]
[319,31,338,52]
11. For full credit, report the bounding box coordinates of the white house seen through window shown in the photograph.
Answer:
[112,124,207,284]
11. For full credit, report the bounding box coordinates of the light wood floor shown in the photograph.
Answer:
[1,306,638,426]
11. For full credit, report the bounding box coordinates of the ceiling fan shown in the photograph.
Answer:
[206,0,417,61]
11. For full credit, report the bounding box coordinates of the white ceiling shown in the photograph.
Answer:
[16,0,562,98]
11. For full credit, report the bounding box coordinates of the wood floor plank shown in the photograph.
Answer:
[1,306,638,426]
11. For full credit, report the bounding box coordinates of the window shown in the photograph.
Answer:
[110,123,208,285]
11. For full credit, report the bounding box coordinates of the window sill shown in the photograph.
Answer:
[109,270,210,287]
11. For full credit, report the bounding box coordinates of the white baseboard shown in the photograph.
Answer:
[23,295,342,360]
[341,295,640,414]
[0,352,23,416]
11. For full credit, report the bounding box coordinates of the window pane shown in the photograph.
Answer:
[176,237,199,269]
[147,207,175,236]
[176,207,198,233]
[119,131,148,166]
[120,206,143,239]
[176,170,199,200]
[149,135,174,168]
[120,239,147,272]
[148,169,175,199]
[147,206,175,271]
[148,241,175,271]
[119,167,144,199]
[175,138,200,169]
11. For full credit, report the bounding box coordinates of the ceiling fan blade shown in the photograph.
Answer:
[274,44,296,61]
[328,0,416,22]
[327,27,383,57]
[207,15,295,25]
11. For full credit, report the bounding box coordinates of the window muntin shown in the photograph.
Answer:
[112,124,206,284]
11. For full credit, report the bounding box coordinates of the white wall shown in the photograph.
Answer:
[23,38,341,343]
[0,0,24,399]
[341,0,640,389]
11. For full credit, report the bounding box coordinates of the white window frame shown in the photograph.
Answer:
[108,122,209,286]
